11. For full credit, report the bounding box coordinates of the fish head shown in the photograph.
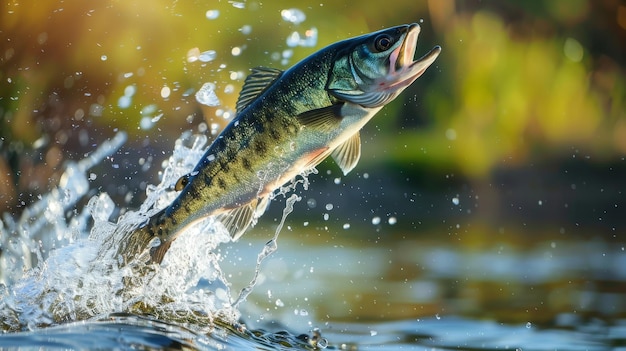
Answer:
[327,23,441,108]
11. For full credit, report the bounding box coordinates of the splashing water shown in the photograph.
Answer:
[0,128,308,333]
[232,193,301,308]
[195,82,221,107]
[0,132,128,287]
[281,8,306,25]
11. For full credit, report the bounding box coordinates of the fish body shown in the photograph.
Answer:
[121,23,441,264]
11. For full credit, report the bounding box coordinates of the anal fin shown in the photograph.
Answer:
[217,197,269,241]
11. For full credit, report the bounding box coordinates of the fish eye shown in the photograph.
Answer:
[374,34,393,52]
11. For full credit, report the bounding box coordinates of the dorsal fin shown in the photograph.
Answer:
[236,67,283,114]
[331,132,361,175]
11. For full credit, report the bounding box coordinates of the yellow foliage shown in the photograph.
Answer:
[421,10,609,178]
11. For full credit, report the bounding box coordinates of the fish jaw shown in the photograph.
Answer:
[377,24,441,96]
[328,23,441,108]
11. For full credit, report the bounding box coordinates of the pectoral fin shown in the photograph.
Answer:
[296,104,343,132]
[217,197,269,241]
[331,132,361,175]
[302,148,332,172]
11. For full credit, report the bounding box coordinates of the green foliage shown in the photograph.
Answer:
[406,10,623,178]
[1,1,624,184]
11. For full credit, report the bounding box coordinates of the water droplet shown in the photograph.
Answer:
[151,113,163,123]
[286,27,318,48]
[325,203,333,211]
[342,223,350,230]
[452,197,460,205]
[281,8,306,24]
[306,198,317,208]
[195,82,220,107]
[286,31,300,47]
[372,217,381,225]
[229,1,245,9]
[89,103,103,117]
[88,193,115,222]
[187,47,200,62]
[231,46,242,56]
[239,25,252,35]
[526,322,532,329]
[224,84,235,94]
[209,122,220,135]
[160,86,171,99]
[100,55,107,61]
[124,85,136,97]
[198,50,217,62]
[205,9,219,20]
[282,49,293,59]
[388,217,397,225]
[117,95,132,109]
[316,338,328,348]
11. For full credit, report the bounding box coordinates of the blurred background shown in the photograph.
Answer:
[1,0,625,327]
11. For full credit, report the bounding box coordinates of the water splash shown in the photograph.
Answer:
[0,132,127,287]
[0,126,312,333]
[281,8,306,25]
[196,82,221,107]
[232,193,301,308]
[0,131,237,331]
[286,27,318,48]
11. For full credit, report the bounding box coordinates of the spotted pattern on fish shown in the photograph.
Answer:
[117,23,441,265]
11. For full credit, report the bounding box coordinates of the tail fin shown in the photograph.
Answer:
[117,208,166,265]
[149,240,173,264]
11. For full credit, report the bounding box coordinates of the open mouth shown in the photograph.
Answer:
[388,24,441,89]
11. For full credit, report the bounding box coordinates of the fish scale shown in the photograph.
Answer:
[116,23,441,265]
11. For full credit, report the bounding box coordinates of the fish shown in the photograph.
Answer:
[119,23,441,265]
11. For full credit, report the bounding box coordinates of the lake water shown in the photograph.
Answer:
[2,3,626,347]
[1,132,624,350]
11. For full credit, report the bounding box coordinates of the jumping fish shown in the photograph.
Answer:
[120,23,441,264]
